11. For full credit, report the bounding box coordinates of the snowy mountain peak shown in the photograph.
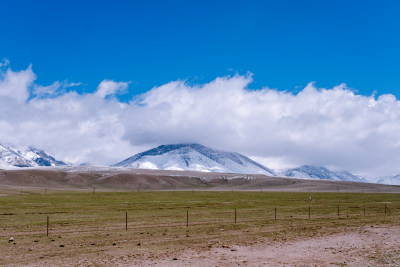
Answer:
[114,143,276,175]
[280,165,366,182]
[24,147,67,167]
[0,144,32,167]
[0,143,67,168]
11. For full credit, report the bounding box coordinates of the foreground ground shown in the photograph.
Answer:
[140,225,400,266]
[1,189,399,266]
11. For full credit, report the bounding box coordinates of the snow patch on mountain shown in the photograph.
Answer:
[114,144,276,175]
[280,165,366,183]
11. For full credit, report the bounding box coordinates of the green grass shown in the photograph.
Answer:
[1,189,399,265]
[1,190,399,232]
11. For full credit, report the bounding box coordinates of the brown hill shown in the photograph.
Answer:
[0,168,399,193]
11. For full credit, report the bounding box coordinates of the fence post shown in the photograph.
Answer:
[126,212,128,231]
[385,204,392,215]
[47,216,49,236]
[186,210,189,227]
[337,205,340,217]
[235,208,237,224]
[274,207,277,221]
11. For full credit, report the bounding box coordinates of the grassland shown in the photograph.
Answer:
[1,188,400,265]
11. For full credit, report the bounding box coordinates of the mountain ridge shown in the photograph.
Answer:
[2,142,400,185]
[0,144,67,168]
[279,165,366,182]
[376,174,400,185]
[114,143,276,175]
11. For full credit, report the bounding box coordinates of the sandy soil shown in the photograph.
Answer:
[133,225,400,267]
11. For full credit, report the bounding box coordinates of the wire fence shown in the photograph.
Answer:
[1,203,398,237]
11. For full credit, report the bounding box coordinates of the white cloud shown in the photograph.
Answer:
[0,65,35,103]
[0,58,10,68]
[1,64,400,178]
[33,81,82,98]
[95,79,129,98]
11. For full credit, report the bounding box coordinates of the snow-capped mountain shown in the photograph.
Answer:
[114,143,276,175]
[280,165,366,182]
[376,174,400,186]
[23,147,67,167]
[0,144,33,168]
[0,144,67,168]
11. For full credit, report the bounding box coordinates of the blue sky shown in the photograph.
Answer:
[2,0,400,98]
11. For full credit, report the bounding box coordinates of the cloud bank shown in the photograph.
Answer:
[1,63,400,177]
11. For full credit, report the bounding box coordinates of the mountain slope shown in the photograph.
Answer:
[0,144,33,168]
[0,144,67,168]
[280,165,366,182]
[23,147,67,167]
[376,174,400,186]
[114,144,276,175]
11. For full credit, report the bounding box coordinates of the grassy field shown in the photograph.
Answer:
[1,188,400,265]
